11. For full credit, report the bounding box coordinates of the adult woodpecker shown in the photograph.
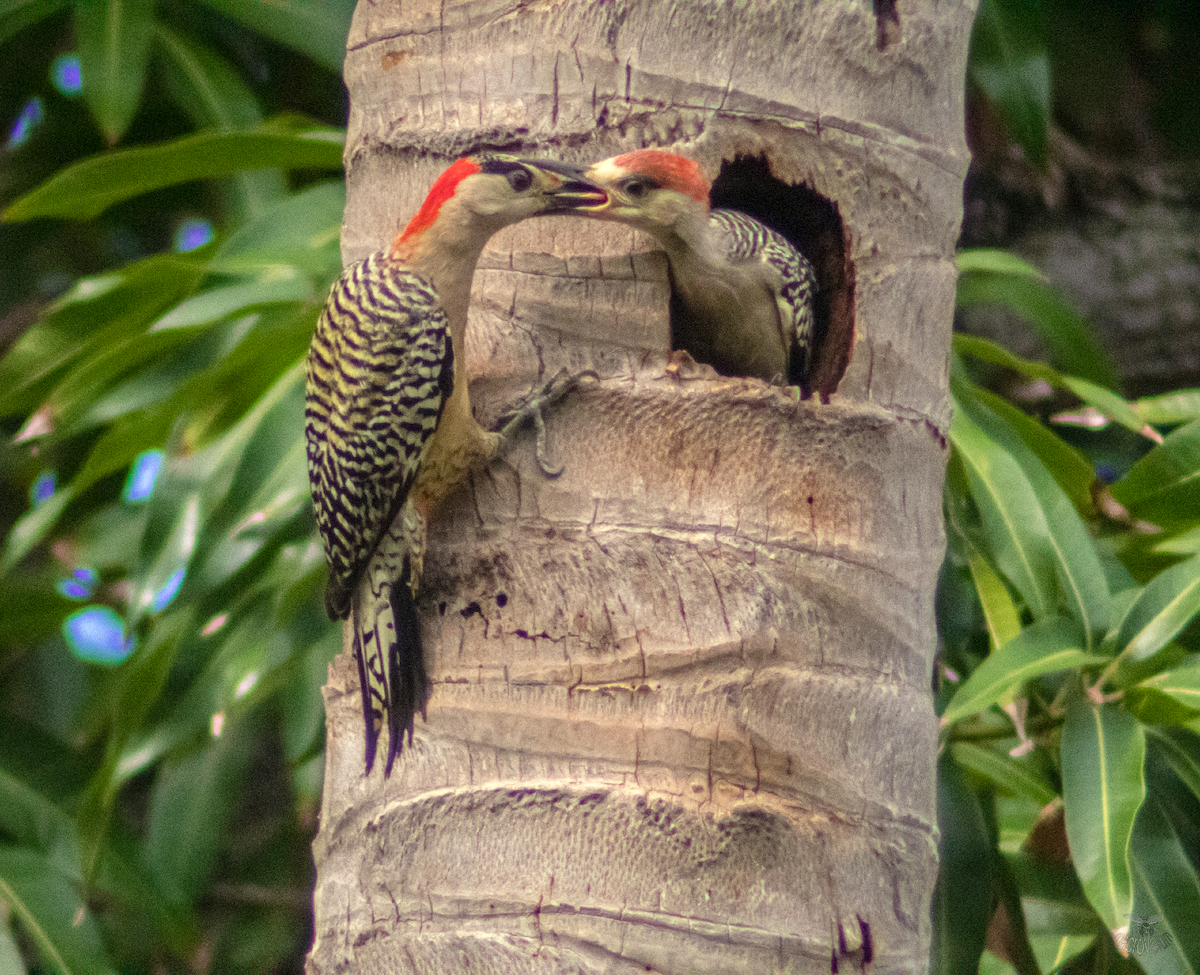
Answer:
[305,155,608,776]
[582,150,818,387]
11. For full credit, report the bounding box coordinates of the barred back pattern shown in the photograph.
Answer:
[710,208,819,383]
[305,252,454,620]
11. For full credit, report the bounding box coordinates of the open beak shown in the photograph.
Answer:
[550,178,610,211]
[523,159,610,211]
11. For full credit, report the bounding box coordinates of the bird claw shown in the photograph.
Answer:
[494,369,598,477]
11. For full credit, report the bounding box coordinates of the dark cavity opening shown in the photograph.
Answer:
[709,155,855,401]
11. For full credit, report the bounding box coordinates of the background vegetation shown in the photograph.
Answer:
[0,1,1196,973]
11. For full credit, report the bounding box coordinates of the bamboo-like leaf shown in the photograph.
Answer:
[193,0,354,74]
[144,725,252,904]
[1133,389,1200,427]
[955,271,1116,389]
[1116,555,1200,661]
[949,741,1057,806]
[941,616,1100,725]
[151,22,286,220]
[966,545,1022,650]
[1129,748,1200,975]
[1,486,75,575]
[149,276,311,332]
[1144,726,1200,804]
[0,256,206,419]
[0,0,60,47]
[0,847,116,975]
[1110,418,1200,531]
[956,248,1045,280]
[930,753,994,975]
[961,380,1097,518]
[1061,695,1146,932]
[953,334,1149,438]
[949,402,1057,620]
[74,0,155,143]
[955,379,1110,648]
[967,0,1050,165]
[1134,659,1200,714]
[152,23,260,130]
[3,121,344,222]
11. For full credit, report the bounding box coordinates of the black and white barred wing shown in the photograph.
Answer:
[305,253,453,615]
[711,208,818,384]
[304,254,452,773]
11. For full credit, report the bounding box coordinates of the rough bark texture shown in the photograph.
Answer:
[309,2,972,973]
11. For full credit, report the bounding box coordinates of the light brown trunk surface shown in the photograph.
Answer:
[310,2,972,972]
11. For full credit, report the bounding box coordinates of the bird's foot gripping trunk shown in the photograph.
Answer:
[492,368,599,476]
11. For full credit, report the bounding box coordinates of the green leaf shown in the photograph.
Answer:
[0,0,61,47]
[3,120,344,222]
[1144,726,1200,804]
[1011,851,1098,975]
[1134,658,1200,714]
[1110,418,1200,531]
[77,612,188,883]
[967,545,1022,650]
[0,913,25,975]
[949,741,1057,807]
[0,846,116,975]
[956,271,1117,390]
[941,616,1101,725]
[967,0,1050,165]
[930,752,993,975]
[1128,745,1200,975]
[194,0,354,74]
[74,0,155,144]
[958,378,1097,519]
[949,402,1057,620]
[1115,554,1200,662]
[955,379,1110,648]
[0,254,206,419]
[144,725,252,905]
[1,486,75,575]
[1133,389,1200,427]
[953,334,1148,437]
[151,21,287,221]
[149,275,312,332]
[210,179,345,280]
[0,766,77,858]
[956,248,1045,280]
[151,22,261,130]
[1061,695,1146,932]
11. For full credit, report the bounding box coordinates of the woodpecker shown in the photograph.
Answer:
[305,155,607,776]
[582,150,818,387]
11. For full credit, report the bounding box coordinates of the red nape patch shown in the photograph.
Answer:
[392,157,482,251]
[612,150,709,204]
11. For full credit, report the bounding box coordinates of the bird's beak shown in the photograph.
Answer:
[522,160,610,211]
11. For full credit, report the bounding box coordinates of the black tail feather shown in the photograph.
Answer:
[352,627,381,775]
[384,556,431,776]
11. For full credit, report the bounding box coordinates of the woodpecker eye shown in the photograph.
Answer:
[507,168,534,192]
[623,179,648,199]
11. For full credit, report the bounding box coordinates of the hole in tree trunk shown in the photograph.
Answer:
[709,155,856,402]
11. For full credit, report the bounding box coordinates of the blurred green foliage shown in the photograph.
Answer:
[0,2,351,972]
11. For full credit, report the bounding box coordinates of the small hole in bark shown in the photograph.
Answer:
[460,601,482,619]
[496,592,508,607]
[709,155,856,401]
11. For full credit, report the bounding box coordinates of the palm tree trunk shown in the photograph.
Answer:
[309,1,973,972]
